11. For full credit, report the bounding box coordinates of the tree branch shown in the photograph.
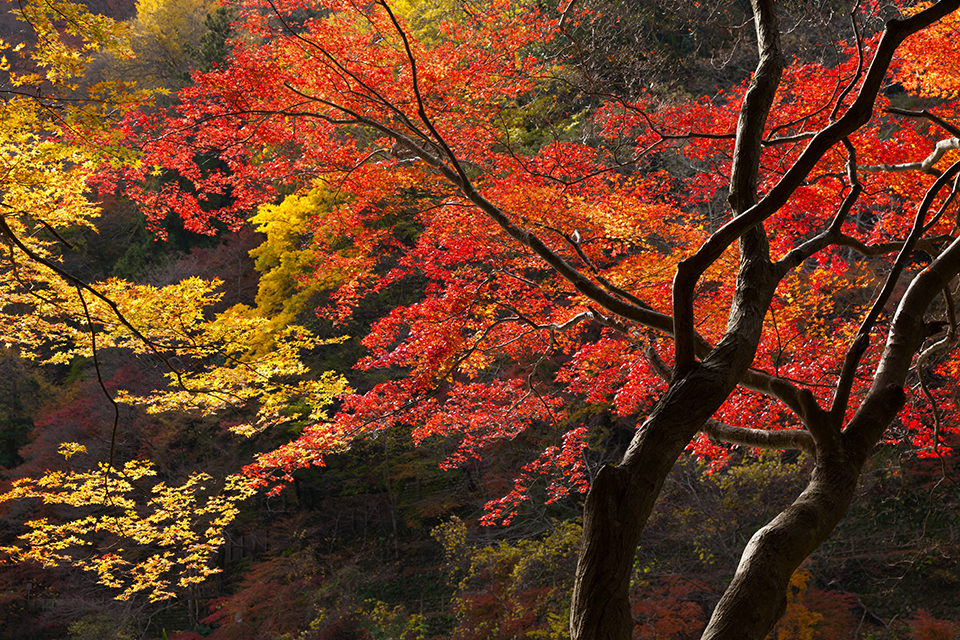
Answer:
[645,344,823,434]
[701,419,815,453]
[860,136,960,175]
[844,234,960,458]
[75,285,122,499]
[673,0,960,372]
[0,217,188,390]
[776,138,863,275]
[675,0,783,376]
[885,107,960,138]
[833,159,960,419]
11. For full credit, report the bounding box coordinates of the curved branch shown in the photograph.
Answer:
[832,159,960,419]
[378,0,472,188]
[263,0,435,149]
[701,419,815,453]
[727,0,784,217]
[860,137,960,175]
[75,285,122,499]
[886,107,960,138]
[280,88,677,334]
[561,231,659,312]
[776,140,863,276]
[843,238,960,461]
[676,0,782,375]
[646,343,823,430]
[829,2,866,122]
[0,217,188,390]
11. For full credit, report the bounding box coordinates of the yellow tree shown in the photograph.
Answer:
[92,0,222,90]
[0,1,346,601]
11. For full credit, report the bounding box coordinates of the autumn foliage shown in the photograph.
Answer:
[3,0,960,638]
[108,0,960,503]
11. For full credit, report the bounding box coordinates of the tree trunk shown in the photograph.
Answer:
[569,2,960,637]
[700,237,960,640]
[701,456,861,640]
[570,270,777,638]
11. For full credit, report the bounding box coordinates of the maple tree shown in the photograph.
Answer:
[5,0,960,638]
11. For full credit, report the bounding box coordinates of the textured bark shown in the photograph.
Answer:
[570,2,785,637]
[845,236,960,459]
[672,0,960,353]
[700,239,960,640]
[701,456,861,640]
[571,251,779,640]
[570,3,960,640]
[570,374,748,640]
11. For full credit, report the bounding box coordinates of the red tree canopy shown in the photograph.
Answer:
[115,0,960,515]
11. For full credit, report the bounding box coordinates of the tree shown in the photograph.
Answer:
[6,0,960,638]
[89,0,224,90]
[0,0,346,602]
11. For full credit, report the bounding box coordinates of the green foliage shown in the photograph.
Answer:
[436,519,580,640]
[276,600,427,640]
[187,6,237,73]
[637,455,809,578]
[709,453,810,520]
[390,0,493,43]
[67,614,137,640]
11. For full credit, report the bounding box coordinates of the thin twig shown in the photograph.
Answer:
[75,285,121,502]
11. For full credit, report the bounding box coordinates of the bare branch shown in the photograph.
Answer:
[886,107,960,138]
[832,160,960,419]
[860,137,960,175]
[829,2,866,122]
[701,419,815,453]
[75,285,121,499]
[727,0,784,215]
[646,344,823,429]
[558,0,580,31]
[675,0,782,375]
[776,139,863,275]
[0,217,189,390]
[619,104,812,146]
[648,337,827,451]
[916,330,956,456]
[844,234,960,458]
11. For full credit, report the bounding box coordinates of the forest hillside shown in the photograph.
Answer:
[1,0,959,639]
